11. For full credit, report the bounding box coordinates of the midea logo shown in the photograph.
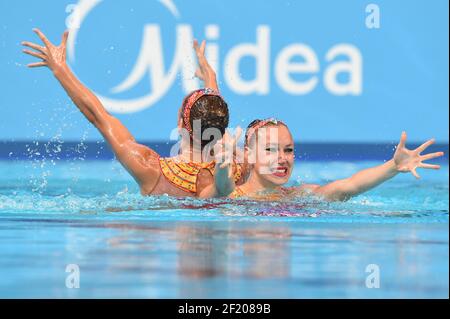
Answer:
[67,0,362,113]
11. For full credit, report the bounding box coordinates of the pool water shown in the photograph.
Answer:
[0,160,448,298]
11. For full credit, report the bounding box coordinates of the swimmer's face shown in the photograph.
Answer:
[248,125,294,187]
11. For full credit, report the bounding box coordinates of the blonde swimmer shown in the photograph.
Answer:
[214,118,444,201]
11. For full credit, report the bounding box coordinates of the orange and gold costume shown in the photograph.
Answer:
[159,157,242,194]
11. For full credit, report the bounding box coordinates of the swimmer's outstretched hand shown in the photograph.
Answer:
[213,127,243,197]
[393,131,444,179]
[214,127,243,169]
[22,28,69,71]
[193,39,218,91]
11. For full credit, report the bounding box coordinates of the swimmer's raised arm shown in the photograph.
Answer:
[22,29,103,123]
[192,40,248,195]
[212,128,243,197]
[22,29,160,193]
[301,132,444,201]
[193,40,250,183]
[193,39,218,91]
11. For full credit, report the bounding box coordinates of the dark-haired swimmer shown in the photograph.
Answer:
[214,118,444,201]
[22,29,244,197]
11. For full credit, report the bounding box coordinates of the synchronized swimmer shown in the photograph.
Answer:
[214,119,444,201]
[22,28,444,202]
[22,29,245,198]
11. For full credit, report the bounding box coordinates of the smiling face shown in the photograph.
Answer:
[247,124,295,188]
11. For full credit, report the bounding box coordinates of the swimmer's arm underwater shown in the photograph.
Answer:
[302,132,444,201]
[22,29,160,193]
